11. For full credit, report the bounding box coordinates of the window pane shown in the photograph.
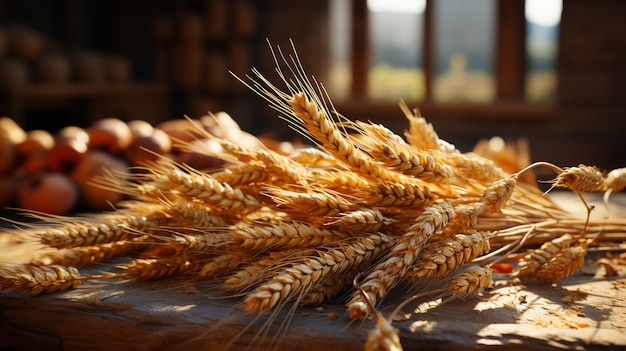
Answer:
[525,0,561,102]
[367,0,425,101]
[328,0,352,99]
[433,0,496,103]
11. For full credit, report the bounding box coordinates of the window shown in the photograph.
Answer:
[328,0,561,108]
[525,0,561,102]
[368,0,425,101]
[433,0,496,103]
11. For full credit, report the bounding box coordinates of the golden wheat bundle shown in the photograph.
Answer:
[1,42,625,351]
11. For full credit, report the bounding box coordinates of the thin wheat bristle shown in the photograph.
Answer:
[346,202,455,319]
[0,263,84,297]
[553,164,606,192]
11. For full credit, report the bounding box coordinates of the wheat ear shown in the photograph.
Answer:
[288,92,435,191]
[406,230,491,282]
[553,164,606,192]
[231,220,351,252]
[323,207,389,233]
[0,263,86,297]
[123,256,201,280]
[476,175,518,214]
[603,167,626,205]
[198,251,251,279]
[356,181,434,208]
[390,266,493,322]
[210,135,311,186]
[534,244,587,284]
[263,186,355,217]
[244,232,395,313]
[357,132,453,183]
[31,236,147,268]
[352,277,403,351]
[444,151,506,183]
[148,163,261,214]
[347,202,455,320]
[39,211,155,249]
[517,233,579,281]
[223,248,316,293]
[210,164,270,186]
[161,197,228,227]
[400,100,454,154]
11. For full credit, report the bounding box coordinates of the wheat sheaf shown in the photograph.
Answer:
[1,41,626,351]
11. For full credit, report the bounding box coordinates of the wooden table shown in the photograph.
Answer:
[1,193,625,350]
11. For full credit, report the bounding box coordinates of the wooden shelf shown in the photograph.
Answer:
[3,82,167,99]
[0,82,169,128]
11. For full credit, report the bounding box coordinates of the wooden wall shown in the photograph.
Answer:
[547,0,626,171]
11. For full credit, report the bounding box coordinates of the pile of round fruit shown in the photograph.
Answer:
[0,113,241,215]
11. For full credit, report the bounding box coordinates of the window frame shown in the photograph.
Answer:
[336,0,557,120]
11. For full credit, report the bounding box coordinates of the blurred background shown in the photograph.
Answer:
[0,0,625,173]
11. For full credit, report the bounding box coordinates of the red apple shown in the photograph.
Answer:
[17,173,78,215]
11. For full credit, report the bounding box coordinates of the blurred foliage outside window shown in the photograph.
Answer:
[328,0,561,103]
